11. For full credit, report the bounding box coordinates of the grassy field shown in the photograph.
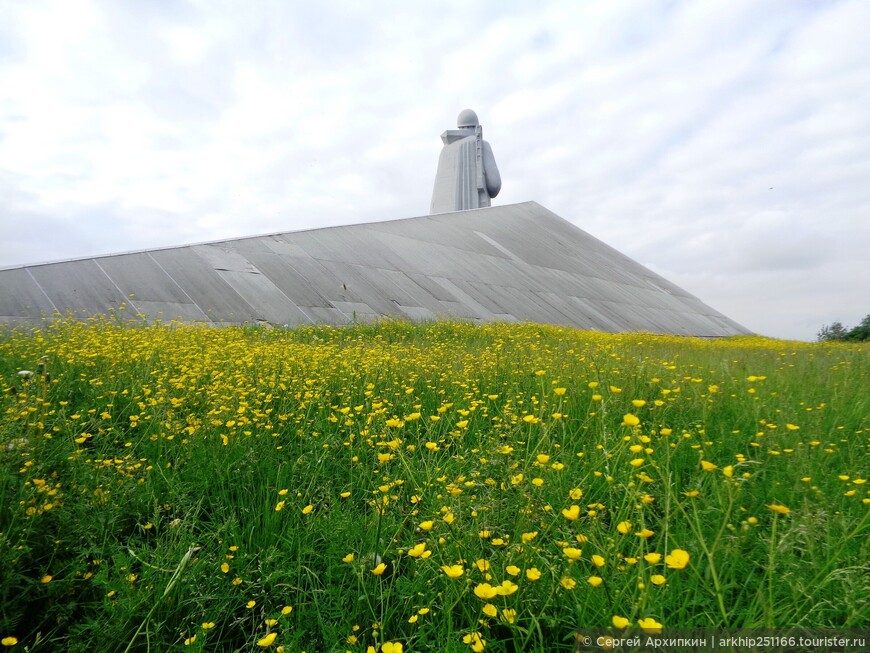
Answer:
[0,318,867,652]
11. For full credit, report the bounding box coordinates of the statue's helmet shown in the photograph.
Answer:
[457,109,479,129]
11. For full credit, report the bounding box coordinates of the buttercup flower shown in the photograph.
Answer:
[612,616,630,629]
[665,549,690,569]
[767,503,791,515]
[621,413,640,427]
[474,583,498,600]
[563,547,582,560]
[441,564,464,579]
[638,617,663,634]
[496,580,518,596]
[257,632,277,647]
[562,505,581,520]
[462,632,486,652]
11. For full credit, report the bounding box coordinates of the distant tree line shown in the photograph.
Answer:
[817,314,870,342]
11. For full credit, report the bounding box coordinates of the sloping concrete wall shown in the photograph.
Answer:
[0,202,750,336]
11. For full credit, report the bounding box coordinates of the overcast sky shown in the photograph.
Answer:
[1,0,868,341]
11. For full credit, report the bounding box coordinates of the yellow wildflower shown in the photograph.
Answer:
[441,564,464,579]
[638,617,663,634]
[473,583,498,599]
[621,413,640,427]
[462,632,486,652]
[767,503,790,515]
[563,547,582,560]
[257,632,277,647]
[665,549,690,569]
[612,615,630,629]
[561,505,580,520]
[496,580,518,596]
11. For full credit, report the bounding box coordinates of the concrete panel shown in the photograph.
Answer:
[192,244,258,273]
[318,262,403,316]
[330,301,379,322]
[436,300,487,320]
[0,268,58,318]
[377,269,445,313]
[535,291,602,331]
[350,267,422,308]
[240,250,332,308]
[128,300,210,323]
[429,277,494,320]
[397,305,436,321]
[367,216,507,258]
[148,249,260,323]
[406,273,458,302]
[96,253,193,303]
[28,259,129,317]
[215,269,312,326]
[281,256,362,304]
[566,296,624,332]
[301,306,351,325]
[263,236,312,258]
[454,280,510,314]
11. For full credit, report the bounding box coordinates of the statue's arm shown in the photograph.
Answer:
[482,140,501,198]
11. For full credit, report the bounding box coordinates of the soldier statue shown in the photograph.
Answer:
[430,109,501,214]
